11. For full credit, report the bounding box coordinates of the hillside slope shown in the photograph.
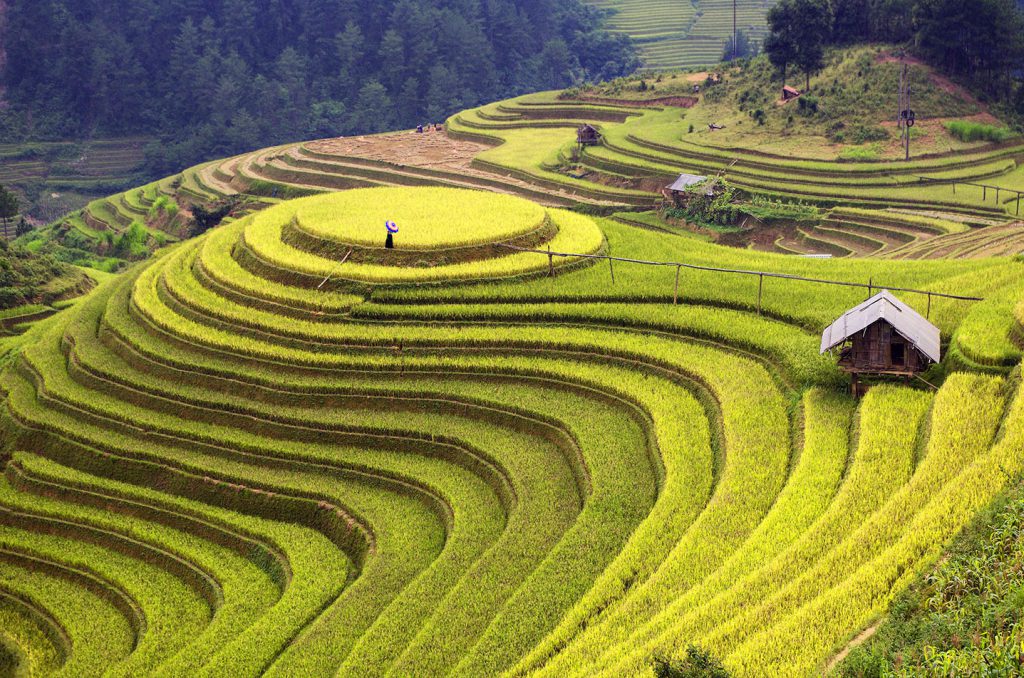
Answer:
[1,184,1023,676]
[2,49,1024,676]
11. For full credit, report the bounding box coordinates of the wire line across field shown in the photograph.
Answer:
[498,243,985,312]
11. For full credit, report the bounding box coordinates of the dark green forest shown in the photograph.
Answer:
[0,0,638,173]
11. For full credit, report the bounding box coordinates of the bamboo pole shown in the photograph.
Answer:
[674,265,681,304]
[757,273,763,315]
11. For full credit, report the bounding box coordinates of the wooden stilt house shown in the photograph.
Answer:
[576,124,602,147]
[820,290,940,394]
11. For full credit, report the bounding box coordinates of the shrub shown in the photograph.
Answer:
[148,195,179,220]
[848,124,889,144]
[839,143,882,161]
[944,120,1012,143]
[652,645,730,677]
[797,95,819,116]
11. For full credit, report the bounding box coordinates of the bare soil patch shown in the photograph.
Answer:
[308,132,492,173]
[306,132,624,206]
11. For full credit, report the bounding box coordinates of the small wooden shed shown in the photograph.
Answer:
[576,124,602,146]
[820,290,940,393]
[663,173,716,207]
[782,85,801,101]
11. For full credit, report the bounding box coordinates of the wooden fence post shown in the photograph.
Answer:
[983,185,987,201]
[757,273,763,315]
[608,256,615,284]
[926,292,932,319]
[547,246,553,277]
[674,265,681,305]
[867,277,873,299]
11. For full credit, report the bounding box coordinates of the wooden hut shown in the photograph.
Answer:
[576,124,602,147]
[663,173,715,207]
[820,290,940,394]
[782,85,801,101]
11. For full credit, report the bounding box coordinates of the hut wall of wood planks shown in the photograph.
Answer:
[576,124,601,146]
[820,290,941,394]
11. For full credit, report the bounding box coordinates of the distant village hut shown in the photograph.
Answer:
[663,173,717,207]
[820,291,940,394]
[576,124,602,147]
[782,85,801,101]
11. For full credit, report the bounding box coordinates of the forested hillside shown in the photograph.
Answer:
[0,0,636,173]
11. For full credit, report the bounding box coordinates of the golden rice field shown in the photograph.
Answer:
[2,182,1023,676]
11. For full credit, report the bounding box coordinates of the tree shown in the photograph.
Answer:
[426,65,460,122]
[915,0,1024,91]
[349,80,394,134]
[831,0,871,43]
[16,219,33,238]
[792,0,832,90]
[334,20,365,93]
[307,100,349,138]
[274,47,311,137]
[764,7,798,86]
[723,30,753,61]
[0,187,20,235]
[765,0,831,90]
[538,39,573,89]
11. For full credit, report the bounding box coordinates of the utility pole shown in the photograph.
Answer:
[733,0,737,60]
[897,57,913,161]
[897,59,904,130]
[904,64,911,161]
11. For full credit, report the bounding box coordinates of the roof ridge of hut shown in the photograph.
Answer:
[820,289,940,364]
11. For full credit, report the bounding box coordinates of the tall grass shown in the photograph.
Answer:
[944,120,1012,143]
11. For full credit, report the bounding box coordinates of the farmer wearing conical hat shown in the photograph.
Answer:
[385,220,398,249]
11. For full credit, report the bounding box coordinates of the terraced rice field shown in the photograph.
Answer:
[586,0,773,70]
[0,139,149,224]
[760,208,1024,259]
[58,89,1020,268]
[2,182,1024,675]
[181,90,1020,224]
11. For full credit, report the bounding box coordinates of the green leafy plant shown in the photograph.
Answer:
[945,120,1012,143]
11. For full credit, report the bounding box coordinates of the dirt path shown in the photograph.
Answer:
[825,622,880,673]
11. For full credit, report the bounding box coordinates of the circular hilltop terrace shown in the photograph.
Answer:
[238,187,605,284]
[291,188,547,251]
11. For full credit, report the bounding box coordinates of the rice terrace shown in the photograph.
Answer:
[2,0,1024,676]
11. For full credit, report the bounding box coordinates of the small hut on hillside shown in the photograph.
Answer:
[663,173,720,207]
[576,124,602,147]
[820,290,940,394]
[782,85,801,101]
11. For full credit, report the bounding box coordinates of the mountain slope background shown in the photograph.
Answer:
[0,0,637,175]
